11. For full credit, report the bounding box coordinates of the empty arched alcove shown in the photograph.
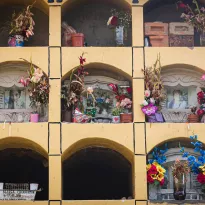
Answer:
[62,0,132,47]
[63,146,133,200]
[0,137,48,201]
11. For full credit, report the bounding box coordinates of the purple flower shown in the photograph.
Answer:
[141,104,158,116]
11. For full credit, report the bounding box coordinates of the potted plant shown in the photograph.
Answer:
[107,9,132,46]
[111,106,122,123]
[171,159,190,200]
[141,54,166,122]
[187,106,199,123]
[19,58,49,122]
[177,0,205,46]
[147,145,168,200]
[1,2,35,47]
[108,83,132,123]
[71,33,84,47]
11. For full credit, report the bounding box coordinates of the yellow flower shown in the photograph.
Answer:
[153,161,159,166]
[157,172,164,182]
[146,164,151,171]
[151,174,157,180]
[199,165,205,172]
[156,165,166,174]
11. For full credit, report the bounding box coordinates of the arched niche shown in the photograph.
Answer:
[62,138,134,200]
[61,63,132,123]
[160,64,205,123]
[144,0,205,47]
[0,61,49,123]
[61,0,132,47]
[0,0,49,46]
[0,137,48,200]
[147,138,205,201]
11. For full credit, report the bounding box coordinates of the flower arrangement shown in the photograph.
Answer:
[67,53,89,108]
[171,159,190,181]
[180,134,205,189]
[177,0,205,33]
[141,54,165,116]
[2,2,36,41]
[19,58,49,113]
[147,145,168,186]
[107,9,132,29]
[108,83,132,113]
[196,77,205,120]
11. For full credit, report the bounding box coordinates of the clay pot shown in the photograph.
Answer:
[120,113,133,123]
[187,114,199,123]
[71,33,84,47]
[30,113,39,123]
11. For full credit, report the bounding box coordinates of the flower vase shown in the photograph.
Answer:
[173,174,186,200]
[149,184,160,200]
[8,35,24,47]
[112,116,120,123]
[120,113,133,123]
[102,109,108,117]
[116,26,124,46]
[30,113,39,123]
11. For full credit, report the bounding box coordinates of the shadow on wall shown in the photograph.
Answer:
[0,6,49,46]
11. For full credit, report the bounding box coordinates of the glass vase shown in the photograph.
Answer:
[116,26,124,46]
[200,31,205,46]
[173,174,186,200]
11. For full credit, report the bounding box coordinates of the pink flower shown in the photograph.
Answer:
[108,83,118,94]
[201,74,205,80]
[116,102,120,108]
[145,90,151,97]
[19,77,30,87]
[120,98,132,109]
[141,104,158,116]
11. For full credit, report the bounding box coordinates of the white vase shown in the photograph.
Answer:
[116,26,124,46]
[112,116,120,123]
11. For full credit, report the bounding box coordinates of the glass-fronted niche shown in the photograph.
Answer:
[0,64,47,123]
[61,66,132,123]
[148,140,205,201]
[160,66,204,123]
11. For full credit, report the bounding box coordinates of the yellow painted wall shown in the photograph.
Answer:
[0,0,204,205]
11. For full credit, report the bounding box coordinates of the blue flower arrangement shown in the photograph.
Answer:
[180,134,205,174]
[149,144,168,165]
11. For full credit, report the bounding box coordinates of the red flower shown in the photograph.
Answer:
[115,95,126,102]
[126,87,132,94]
[147,174,154,184]
[79,56,86,65]
[178,2,187,8]
[197,173,205,184]
[111,16,118,26]
[108,83,118,94]
[197,91,204,100]
[197,109,205,116]
[148,164,158,175]
[160,178,165,186]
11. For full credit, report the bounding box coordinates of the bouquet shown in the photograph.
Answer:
[180,134,205,188]
[2,2,36,41]
[141,54,165,116]
[177,0,205,33]
[19,58,49,113]
[147,145,168,186]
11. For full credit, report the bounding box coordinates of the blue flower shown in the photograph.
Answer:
[190,135,198,140]
[96,98,104,103]
[180,147,185,153]
[187,155,196,166]
[200,150,205,156]
[182,152,189,157]
[198,156,205,164]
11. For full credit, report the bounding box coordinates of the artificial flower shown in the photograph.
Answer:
[157,172,164,182]
[197,109,205,116]
[150,98,155,104]
[156,164,166,174]
[197,91,204,99]
[120,98,132,109]
[87,87,94,94]
[145,90,151,97]
[141,104,158,116]
[201,74,205,81]
[107,16,118,27]
[147,164,158,175]
[147,174,154,184]
[19,77,30,87]
[126,87,132,94]
[108,83,118,94]
[160,178,165,186]
[197,173,205,184]
[142,100,148,106]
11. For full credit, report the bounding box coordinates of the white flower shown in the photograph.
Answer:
[87,87,93,94]
[150,98,155,104]
[142,100,148,106]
